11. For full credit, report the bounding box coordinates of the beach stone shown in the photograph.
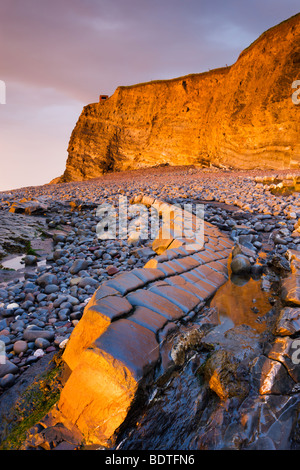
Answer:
[0,373,16,388]
[106,266,119,275]
[33,349,45,358]
[44,284,59,294]
[0,360,19,378]
[53,249,68,261]
[36,273,58,287]
[77,277,98,288]
[23,327,55,342]
[6,303,19,310]
[13,340,28,354]
[35,338,51,349]
[0,289,8,299]
[230,254,251,274]
[0,335,11,345]
[69,260,90,275]
[24,255,38,266]
[254,222,264,231]
[53,234,66,244]
[59,338,69,349]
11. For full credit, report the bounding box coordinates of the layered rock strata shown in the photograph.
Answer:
[55,14,300,184]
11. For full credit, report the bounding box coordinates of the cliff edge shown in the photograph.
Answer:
[55,13,300,183]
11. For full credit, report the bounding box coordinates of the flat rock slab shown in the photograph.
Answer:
[0,213,46,260]
[126,289,185,321]
[149,283,200,313]
[165,275,211,301]
[62,295,133,371]
[105,271,145,295]
[130,267,165,283]
[129,306,168,334]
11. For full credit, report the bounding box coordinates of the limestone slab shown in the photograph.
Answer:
[154,261,180,276]
[93,319,160,381]
[106,272,145,295]
[129,306,168,334]
[131,267,165,283]
[62,295,133,371]
[126,289,184,320]
[149,283,200,313]
[171,256,200,272]
[196,264,228,286]
[182,271,219,297]
[165,275,209,300]
[206,260,228,277]
[193,252,216,263]
[94,285,120,300]
[59,347,138,446]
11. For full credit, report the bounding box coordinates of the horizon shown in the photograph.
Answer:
[1,1,299,192]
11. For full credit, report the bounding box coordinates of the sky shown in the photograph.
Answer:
[0,0,299,192]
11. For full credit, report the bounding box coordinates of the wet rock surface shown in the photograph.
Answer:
[0,166,299,449]
[113,278,299,450]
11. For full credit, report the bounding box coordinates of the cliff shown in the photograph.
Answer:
[55,13,300,183]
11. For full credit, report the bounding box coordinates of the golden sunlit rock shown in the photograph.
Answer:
[53,13,300,184]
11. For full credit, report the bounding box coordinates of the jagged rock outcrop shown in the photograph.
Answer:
[55,14,300,183]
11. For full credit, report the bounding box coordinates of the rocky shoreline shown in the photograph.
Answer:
[0,166,299,449]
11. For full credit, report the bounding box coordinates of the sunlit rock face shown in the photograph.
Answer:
[53,14,300,184]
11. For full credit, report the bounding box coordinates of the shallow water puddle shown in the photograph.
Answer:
[209,276,272,334]
[1,255,47,271]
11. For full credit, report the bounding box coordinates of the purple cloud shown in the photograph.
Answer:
[0,0,299,190]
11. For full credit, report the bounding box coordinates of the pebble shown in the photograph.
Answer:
[69,259,90,275]
[0,373,15,388]
[44,284,59,294]
[6,303,19,310]
[34,338,51,349]
[33,349,45,358]
[13,340,28,354]
[106,266,119,275]
[59,338,69,349]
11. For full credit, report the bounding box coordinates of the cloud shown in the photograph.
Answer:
[0,0,299,190]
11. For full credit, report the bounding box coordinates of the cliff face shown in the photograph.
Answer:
[57,14,300,183]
